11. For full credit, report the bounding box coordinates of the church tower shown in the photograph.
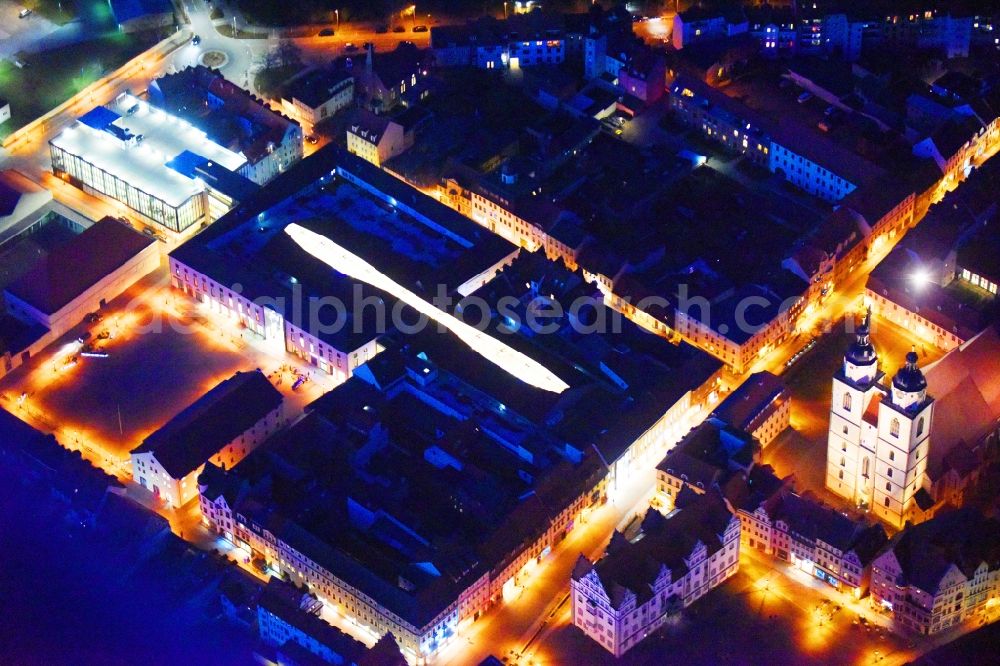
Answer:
[826,311,884,508]
[872,349,933,528]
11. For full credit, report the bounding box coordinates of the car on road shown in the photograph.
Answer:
[413,25,428,32]
[797,91,813,104]
[19,8,32,18]
[84,312,103,324]
[345,42,358,51]
[192,35,202,45]
[393,25,406,33]
[77,331,92,345]
[318,28,334,37]
[306,134,319,145]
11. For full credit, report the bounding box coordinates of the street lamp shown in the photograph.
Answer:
[335,9,339,28]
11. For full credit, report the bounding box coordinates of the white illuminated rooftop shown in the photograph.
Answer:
[49,94,247,208]
[286,223,571,394]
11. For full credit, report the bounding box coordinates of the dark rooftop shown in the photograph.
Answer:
[883,509,1000,595]
[132,370,282,479]
[5,218,154,316]
[712,371,785,433]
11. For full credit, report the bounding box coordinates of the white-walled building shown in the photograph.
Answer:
[571,489,740,657]
[870,509,1000,635]
[711,371,790,448]
[278,69,354,132]
[825,312,936,529]
[148,66,303,187]
[741,487,887,597]
[3,217,159,340]
[130,370,283,508]
[48,97,254,232]
[346,112,408,168]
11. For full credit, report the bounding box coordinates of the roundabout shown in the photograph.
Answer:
[199,50,228,69]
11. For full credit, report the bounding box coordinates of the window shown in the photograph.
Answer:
[886,482,892,491]
[890,418,900,438]
[843,393,853,411]
[889,450,895,462]
[884,497,891,507]
[862,458,870,477]
[917,417,925,437]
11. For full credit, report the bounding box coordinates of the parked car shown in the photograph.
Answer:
[306,135,319,145]
[363,41,373,50]
[345,42,358,51]
[413,25,428,32]
[19,8,32,18]
[84,312,103,324]
[192,34,202,45]
[318,28,334,37]
[797,91,813,104]
[77,331,92,344]
[393,25,406,33]
[375,24,388,34]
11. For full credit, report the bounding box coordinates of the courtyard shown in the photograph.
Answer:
[0,268,328,476]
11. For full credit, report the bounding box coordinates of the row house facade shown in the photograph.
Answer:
[571,490,740,656]
[200,462,606,663]
[870,509,1000,635]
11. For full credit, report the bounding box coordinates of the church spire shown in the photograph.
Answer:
[891,346,928,410]
[844,308,878,383]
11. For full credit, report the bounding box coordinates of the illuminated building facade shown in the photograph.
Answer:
[49,95,255,232]
[169,147,517,384]
[571,489,740,657]
[130,370,284,508]
[711,371,790,449]
[739,487,887,596]
[199,342,608,662]
[825,314,935,529]
[3,217,159,340]
[148,66,303,186]
[870,509,1000,635]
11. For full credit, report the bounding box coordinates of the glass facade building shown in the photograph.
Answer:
[49,142,207,233]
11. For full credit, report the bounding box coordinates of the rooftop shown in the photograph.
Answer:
[132,370,282,479]
[51,95,246,208]
[883,508,1000,596]
[573,490,735,609]
[109,0,173,23]
[283,68,353,109]
[202,342,606,629]
[5,217,154,316]
[712,371,785,433]
[149,66,300,165]
[258,579,368,663]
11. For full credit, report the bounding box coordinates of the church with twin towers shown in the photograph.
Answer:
[826,311,935,529]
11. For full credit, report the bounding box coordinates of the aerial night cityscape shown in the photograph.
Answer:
[2,0,1000,664]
